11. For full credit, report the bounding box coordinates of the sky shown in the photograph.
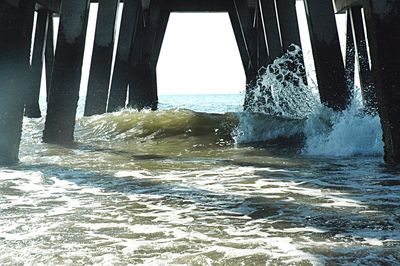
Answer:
[43,2,347,97]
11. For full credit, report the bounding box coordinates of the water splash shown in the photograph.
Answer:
[244,44,318,119]
[238,89,383,156]
[238,44,383,157]
[233,113,305,144]
[303,93,384,157]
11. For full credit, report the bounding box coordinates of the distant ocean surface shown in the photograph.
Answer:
[159,94,245,113]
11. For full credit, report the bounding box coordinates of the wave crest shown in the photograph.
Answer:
[76,108,238,146]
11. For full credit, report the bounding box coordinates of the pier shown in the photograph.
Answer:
[0,0,399,164]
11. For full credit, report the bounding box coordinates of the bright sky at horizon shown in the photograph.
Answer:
[42,2,347,97]
[157,3,347,95]
[157,13,245,95]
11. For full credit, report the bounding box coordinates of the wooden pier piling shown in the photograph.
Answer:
[84,0,119,116]
[45,12,54,102]
[276,0,307,85]
[276,0,302,51]
[25,10,48,118]
[43,0,90,144]
[304,0,350,111]
[345,11,355,91]
[364,0,400,163]
[127,5,146,109]
[258,0,282,62]
[228,0,258,109]
[229,0,257,83]
[255,6,269,68]
[128,0,168,110]
[350,6,377,113]
[107,0,141,112]
[0,0,34,164]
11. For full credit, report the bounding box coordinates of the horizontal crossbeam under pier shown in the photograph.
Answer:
[162,0,231,12]
[35,0,261,13]
[35,0,60,13]
[334,0,364,13]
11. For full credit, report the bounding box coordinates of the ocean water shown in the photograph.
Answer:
[1,55,400,264]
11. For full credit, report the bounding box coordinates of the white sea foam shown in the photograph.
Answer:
[245,45,317,118]
[303,93,384,157]
[234,42,384,158]
[237,76,383,157]
[1,157,399,265]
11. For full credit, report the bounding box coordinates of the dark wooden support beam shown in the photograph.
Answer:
[275,0,301,50]
[149,11,170,68]
[107,0,140,112]
[43,0,90,144]
[275,0,307,85]
[84,0,119,116]
[350,6,377,113]
[228,0,257,82]
[255,5,269,68]
[229,5,251,80]
[142,0,169,110]
[258,0,282,61]
[334,0,363,13]
[228,0,258,109]
[304,0,350,111]
[364,1,400,163]
[45,12,54,102]
[129,2,170,110]
[25,10,48,118]
[248,0,257,10]
[164,0,229,12]
[345,11,355,91]
[127,3,146,109]
[36,0,61,13]
[0,0,35,165]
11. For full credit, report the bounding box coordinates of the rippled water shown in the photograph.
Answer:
[0,91,399,265]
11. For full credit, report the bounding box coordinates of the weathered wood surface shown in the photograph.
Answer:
[0,0,35,164]
[334,0,364,13]
[344,11,355,91]
[255,5,268,68]
[107,0,141,112]
[350,6,377,113]
[259,0,282,62]
[36,0,60,12]
[129,1,170,110]
[304,0,351,111]
[229,0,257,82]
[26,9,48,118]
[364,0,400,163]
[84,0,119,116]
[43,0,91,144]
[276,0,302,50]
[45,12,54,102]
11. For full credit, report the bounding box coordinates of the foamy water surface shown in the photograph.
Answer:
[0,92,399,265]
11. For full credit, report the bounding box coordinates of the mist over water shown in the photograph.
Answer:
[1,48,399,265]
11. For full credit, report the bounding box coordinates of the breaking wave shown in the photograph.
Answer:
[72,95,383,158]
[236,44,384,157]
[29,45,383,159]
